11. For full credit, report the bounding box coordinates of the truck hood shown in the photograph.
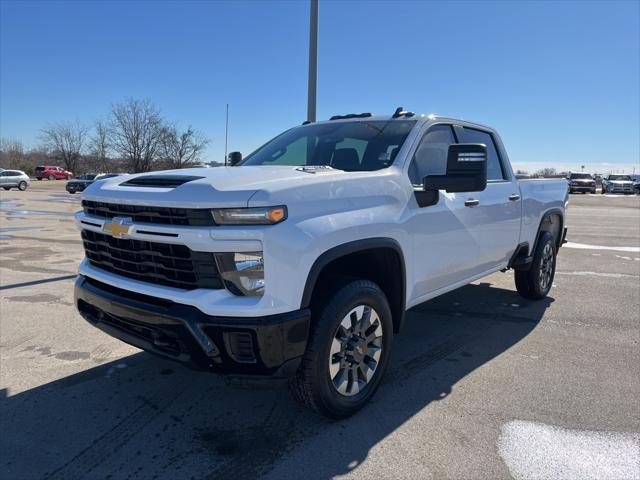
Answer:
[81,166,352,208]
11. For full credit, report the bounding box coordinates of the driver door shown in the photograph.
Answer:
[405,124,487,303]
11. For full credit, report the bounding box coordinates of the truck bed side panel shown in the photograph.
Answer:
[518,179,568,249]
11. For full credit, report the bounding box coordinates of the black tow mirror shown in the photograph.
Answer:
[423,144,488,193]
[228,151,242,166]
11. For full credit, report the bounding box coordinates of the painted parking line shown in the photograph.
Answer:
[564,242,640,253]
[556,271,639,279]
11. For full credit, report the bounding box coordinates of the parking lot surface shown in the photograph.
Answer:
[1,182,639,480]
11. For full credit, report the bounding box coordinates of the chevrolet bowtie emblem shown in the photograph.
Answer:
[103,217,133,239]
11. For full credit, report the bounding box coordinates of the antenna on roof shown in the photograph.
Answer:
[392,106,415,118]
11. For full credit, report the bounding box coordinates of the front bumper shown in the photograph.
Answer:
[569,185,595,192]
[75,275,310,377]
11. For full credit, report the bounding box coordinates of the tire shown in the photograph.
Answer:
[18,181,27,191]
[48,174,54,180]
[515,231,557,300]
[289,279,393,418]
[601,186,606,194]
[37,177,42,181]
[2,187,10,191]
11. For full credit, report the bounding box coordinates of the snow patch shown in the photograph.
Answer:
[498,420,640,480]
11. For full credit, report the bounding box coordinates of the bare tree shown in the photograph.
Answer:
[90,120,110,172]
[39,121,88,174]
[0,138,25,169]
[160,126,210,169]
[107,98,165,172]
[535,167,558,177]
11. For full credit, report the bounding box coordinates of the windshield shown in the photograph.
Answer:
[241,120,417,171]
[570,173,592,179]
[609,175,631,181]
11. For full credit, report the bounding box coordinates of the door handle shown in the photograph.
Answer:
[508,194,521,201]
[464,199,480,207]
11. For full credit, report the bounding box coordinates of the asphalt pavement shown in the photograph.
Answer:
[1,182,639,480]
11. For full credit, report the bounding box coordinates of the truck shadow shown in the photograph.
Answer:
[0,281,552,480]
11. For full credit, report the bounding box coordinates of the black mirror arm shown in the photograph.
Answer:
[414,187,439,208]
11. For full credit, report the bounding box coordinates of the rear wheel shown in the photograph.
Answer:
[48,174,54,180]
[515,231,556,300]
[18,181,27,191]
[289,279,393,418]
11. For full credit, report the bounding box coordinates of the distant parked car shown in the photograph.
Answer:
[629,175,640,194]
[601,174,635,194]
[567,172,596,194]
[0,169,30,191]
[35,165,73,180]
[66,173,121,194]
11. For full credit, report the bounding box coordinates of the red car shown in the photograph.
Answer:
[35,165,73,180]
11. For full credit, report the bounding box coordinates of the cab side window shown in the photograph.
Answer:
[460,127,506,181]
[408,125,456,186]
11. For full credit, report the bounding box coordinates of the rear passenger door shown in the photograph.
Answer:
[457,126,521,268]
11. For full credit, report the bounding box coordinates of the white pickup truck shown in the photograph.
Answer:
[74,109,568,418]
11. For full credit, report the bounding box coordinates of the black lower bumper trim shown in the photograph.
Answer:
[75,275,310,376]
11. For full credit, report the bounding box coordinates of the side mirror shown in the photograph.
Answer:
[423,144,488,193]
[228,151,242,166]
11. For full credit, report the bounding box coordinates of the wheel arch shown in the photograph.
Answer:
[300,238,407,334]
[533,208,564,253]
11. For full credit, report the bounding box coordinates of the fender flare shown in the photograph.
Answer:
[533,207,564,253]
[300,237,407,332]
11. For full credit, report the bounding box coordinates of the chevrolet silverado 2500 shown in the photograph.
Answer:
[74,110,568,418]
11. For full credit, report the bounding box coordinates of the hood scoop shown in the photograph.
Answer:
[120,175,204,188]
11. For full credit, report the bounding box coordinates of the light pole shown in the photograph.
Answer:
[224,103,229,166]
[307,0,318,123]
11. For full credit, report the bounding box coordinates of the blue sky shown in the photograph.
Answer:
[1,0,638,173]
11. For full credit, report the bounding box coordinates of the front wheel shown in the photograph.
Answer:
[18,181,27,191]
[289,279,393,418]
[515,231,557,300]
[48,174,54,180]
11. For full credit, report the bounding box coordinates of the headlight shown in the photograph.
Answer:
[211,206,287,225]
[214,252,264,296]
